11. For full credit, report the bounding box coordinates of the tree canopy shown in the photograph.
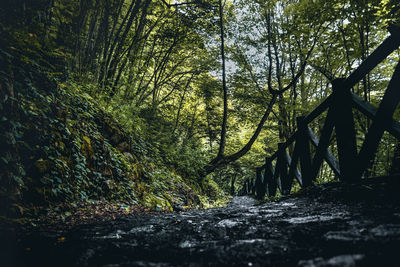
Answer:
[1,0,400,206]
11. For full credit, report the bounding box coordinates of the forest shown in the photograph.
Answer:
[1,0,400,220]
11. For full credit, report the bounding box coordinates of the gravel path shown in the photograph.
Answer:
[3,184,400,266]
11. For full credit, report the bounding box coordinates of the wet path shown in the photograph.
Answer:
[5,192,400,266]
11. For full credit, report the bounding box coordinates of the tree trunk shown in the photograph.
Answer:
[202,94,278,176]
[217,0,228,159]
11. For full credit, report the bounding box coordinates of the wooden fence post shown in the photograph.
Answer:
[331,78,358,182]
[277,143,289,194]
[265,157,277,197]
[356,60,400,178]
[255,167,266,200]
[296,116,313,186]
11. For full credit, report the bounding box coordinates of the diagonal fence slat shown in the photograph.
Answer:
[344,25,400,90]
[307,127,340,177]
[287,142,303,187]
[355,60,400,178]
[352,93,400,140]
[245,26,400,200]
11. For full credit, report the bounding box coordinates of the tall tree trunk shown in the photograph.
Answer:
[201,1,318,179]
[217,0,228,159]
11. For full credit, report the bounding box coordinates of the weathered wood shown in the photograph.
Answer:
[356,60,400,178]
[278,143,290,195]
[285,152,302,184]
[265,158,277,197]
[250,26,400,197]
[282,151,291,194]
[269,132,298,161]
[307,126,340,177]
[287,141,303,187]
[251,178,256,194]
[255,167,266,200]
[297,117,313,186]
[331,78,358,182]
[272,154,282,193]
[351,93,400,140]
[307,111,338,180]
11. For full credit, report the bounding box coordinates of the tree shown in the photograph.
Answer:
[201,0,320,177]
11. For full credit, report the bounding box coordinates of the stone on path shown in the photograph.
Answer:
[5,189,400,266]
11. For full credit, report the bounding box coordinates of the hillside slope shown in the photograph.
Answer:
[0,30,227,221]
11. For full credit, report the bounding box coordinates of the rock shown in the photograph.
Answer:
[10,188,400,266]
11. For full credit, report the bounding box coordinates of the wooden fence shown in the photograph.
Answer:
[240,25,400,199]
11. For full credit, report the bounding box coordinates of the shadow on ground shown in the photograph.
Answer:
[2,178,400,266]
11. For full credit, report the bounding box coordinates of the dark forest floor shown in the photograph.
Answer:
[2,177,400,267]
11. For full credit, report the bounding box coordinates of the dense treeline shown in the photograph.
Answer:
[1,0,400,210]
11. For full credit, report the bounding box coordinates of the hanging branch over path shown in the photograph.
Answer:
[202,11,320,177]
[159,0,319,178]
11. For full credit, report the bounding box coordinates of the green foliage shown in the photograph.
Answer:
[1,0,399,217]
[0,29,209,214]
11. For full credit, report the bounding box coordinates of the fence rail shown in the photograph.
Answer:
[240,25,400,199]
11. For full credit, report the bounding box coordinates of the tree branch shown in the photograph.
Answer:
[160,0,201,8]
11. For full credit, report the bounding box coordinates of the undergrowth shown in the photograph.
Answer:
[0,28,228,220]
